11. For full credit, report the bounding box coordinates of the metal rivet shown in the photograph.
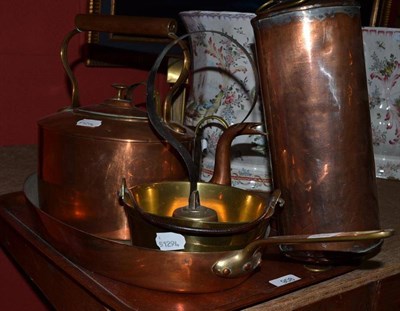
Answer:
[222,268,231,276]
[243,262,252,271]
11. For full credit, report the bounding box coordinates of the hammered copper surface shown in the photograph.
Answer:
[252,2,380,259]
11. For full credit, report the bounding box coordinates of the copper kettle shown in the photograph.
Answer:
[38,15,193,240]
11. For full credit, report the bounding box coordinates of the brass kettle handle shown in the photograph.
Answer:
[162,36,191,126]
[213,229,395,278]
[61,14,179,108]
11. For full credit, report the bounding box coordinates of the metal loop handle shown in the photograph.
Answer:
[161,33,191,124]
[146,30,260,196]
[194,115,230,137]
[61,14,179,108]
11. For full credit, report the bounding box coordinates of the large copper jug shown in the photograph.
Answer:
[252,0,381,263]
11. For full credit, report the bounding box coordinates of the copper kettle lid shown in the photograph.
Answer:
[75,82,148,120]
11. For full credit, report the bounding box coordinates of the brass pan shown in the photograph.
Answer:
[120,180,279,252]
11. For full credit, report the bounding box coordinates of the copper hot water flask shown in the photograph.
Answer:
[252,0,380,262]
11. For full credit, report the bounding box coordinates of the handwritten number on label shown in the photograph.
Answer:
[157,240,180,248]
[155,232,186,251]
[269,274,301,287]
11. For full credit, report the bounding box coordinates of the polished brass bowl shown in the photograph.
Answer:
[122,181,278,252]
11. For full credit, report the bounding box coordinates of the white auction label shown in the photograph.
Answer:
[76,119,102,128]
[155,232,186,251]
[269,274,301,287]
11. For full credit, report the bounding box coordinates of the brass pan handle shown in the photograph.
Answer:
[213,229,395,278]
[61,14,179,108]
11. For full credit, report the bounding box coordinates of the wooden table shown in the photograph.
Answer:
[1,145,399,310]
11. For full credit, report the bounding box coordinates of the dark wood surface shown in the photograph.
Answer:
[0,145,399,310]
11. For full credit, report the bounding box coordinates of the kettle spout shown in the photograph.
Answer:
[210,122,267,186]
